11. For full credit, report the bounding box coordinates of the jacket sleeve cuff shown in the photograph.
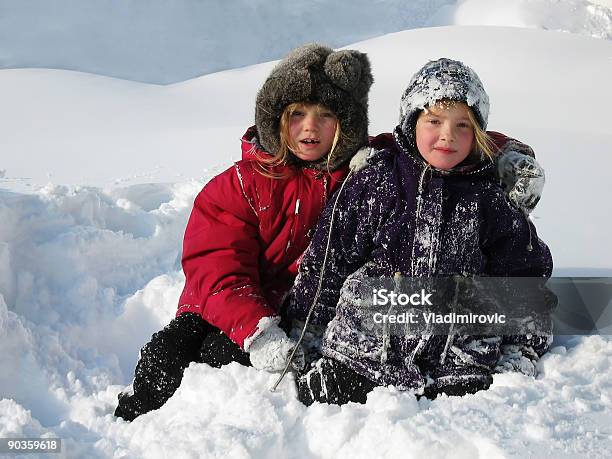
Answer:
[176,303,204,318]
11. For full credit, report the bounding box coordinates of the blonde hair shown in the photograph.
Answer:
[465,105,496,159]
[255,102,341,179]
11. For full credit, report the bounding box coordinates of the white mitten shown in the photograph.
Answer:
[497,151,545,214]
[247,323,304,372]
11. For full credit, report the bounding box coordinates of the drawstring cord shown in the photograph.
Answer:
[270,165,357,391]
[524,213,533,252]
[381,272,403,364]
[418,163,431,195]
[439,276,461,365]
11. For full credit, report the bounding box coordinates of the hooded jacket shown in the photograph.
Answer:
[177,127,350,348]
[289,128,553,390]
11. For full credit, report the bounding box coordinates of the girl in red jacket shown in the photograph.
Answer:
[115,43,374,420]
[115,44,545,421]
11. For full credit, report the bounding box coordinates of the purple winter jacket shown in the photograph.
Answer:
[289,127,554,391]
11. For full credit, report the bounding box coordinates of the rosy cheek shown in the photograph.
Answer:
[289,122,301,136]
[418,131,434,144]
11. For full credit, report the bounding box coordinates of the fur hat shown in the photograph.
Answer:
[255,43,373,171]
[398,58,489,147]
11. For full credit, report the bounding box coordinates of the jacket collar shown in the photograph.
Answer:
[241,126,267,161]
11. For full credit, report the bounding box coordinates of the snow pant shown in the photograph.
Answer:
[296,357,378,406]
[114,312,251,422]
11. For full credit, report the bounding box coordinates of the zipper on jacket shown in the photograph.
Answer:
[322,175,329,204]
[286,175,304,253]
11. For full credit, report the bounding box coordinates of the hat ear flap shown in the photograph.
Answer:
[324,50,373,97]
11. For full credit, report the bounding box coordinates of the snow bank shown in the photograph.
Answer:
[0,0,611,83]
[19,337,610,457]
[429,0,612,40]
[0,181,201,428]
[0,0,454,84]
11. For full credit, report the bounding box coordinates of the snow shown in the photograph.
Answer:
[1,14,612,459]
[429,0,612,40]
[0,0,611,83]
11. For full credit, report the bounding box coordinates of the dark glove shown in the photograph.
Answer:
[497,150,545,214]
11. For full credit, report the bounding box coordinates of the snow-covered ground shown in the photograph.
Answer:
[0,0,611,83]
[1,23,612,459]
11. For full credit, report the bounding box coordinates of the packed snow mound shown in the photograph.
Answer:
[109,337,612,458]
[0,0,454,84]
[3,337,612,457]
[429,0,612,40]
[0,182,200,428]
[1,0,611,83]
[1,26,611,457]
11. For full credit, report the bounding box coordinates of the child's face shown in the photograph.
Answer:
[415,101,475,170]
[289,104,338,162]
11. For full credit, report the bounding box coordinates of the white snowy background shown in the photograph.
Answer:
[1,1,612,458]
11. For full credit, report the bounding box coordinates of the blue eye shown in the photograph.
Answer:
[457,122,471,128]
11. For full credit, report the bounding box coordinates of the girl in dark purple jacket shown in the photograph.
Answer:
[289,58,554,405]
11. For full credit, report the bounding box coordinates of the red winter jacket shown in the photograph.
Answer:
[177,127,350,348]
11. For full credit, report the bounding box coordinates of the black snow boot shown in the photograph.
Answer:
[423,364,493,399]
[420,335,499,399]
[296,357,377,406]
[114,312,213,421]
